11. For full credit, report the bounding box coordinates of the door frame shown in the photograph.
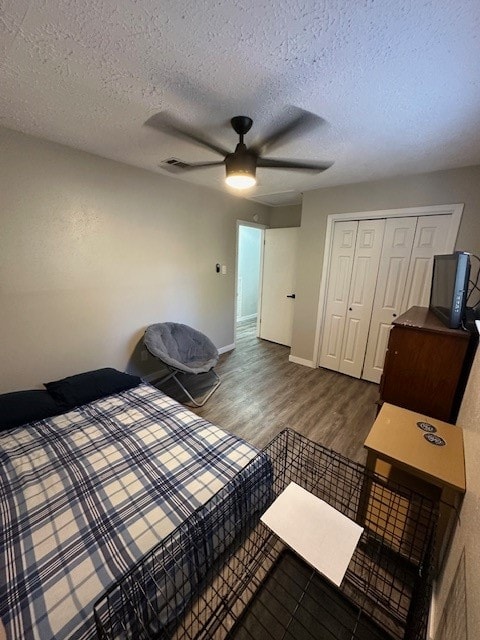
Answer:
[313,203,464,368]
[234,220,267,346]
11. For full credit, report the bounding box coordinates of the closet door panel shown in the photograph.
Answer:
[362,217,417,383]
[323,314,344,359]
[339,219,385,378]
[372,322,394,368]
[342,318,360,364]
[319,221,358,371]
[402,215,453,311]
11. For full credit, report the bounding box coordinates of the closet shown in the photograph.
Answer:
[319,212,456,383]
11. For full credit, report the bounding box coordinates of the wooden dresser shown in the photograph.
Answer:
[379,306,475,423]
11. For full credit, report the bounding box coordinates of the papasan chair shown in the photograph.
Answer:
[144,322,221,407]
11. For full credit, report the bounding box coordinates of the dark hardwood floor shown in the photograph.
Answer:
[160,319,379,463]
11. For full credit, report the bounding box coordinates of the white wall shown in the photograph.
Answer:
[237,225,262,320]
[0,127,270,392]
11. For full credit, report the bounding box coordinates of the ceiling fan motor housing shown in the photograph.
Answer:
[225,148,257,179]
[230,116,253,136]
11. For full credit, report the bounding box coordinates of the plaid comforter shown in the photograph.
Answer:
[0,383,267,640]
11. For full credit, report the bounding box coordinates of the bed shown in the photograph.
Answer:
[0,379,271,640]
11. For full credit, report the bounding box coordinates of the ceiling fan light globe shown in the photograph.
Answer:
[225,173,256,189]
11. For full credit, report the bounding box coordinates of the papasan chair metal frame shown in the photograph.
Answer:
[144,322,221,407]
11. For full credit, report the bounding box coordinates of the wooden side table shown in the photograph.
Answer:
[362,403,466,569]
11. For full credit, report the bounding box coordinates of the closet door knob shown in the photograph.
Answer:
[348,307,352,311]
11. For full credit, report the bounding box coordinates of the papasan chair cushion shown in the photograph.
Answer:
[144,323,219,374]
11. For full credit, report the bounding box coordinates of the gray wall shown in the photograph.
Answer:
[269,204,302,228]
[237,225,262,320]
[0,127,270,392]
[291,165,480,362]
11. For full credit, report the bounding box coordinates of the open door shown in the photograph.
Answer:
[259,228,299,347]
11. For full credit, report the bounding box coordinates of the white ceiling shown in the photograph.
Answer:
[1,0,480,206]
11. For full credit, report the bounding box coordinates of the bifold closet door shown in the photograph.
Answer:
[362,214,453,383]
[319,219,385,378]
[401,215,454,311]
[319,221,358,372]
[362,217,417,383]
[338,219,385,377]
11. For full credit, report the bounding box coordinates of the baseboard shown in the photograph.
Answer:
[237,313,257,322]
[218,343,235,355]
[289,355,316,368]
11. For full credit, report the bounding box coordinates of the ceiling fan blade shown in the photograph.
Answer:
[257,157,333,172]
[252,108,325,155]
[179,161,225,171]
[145,113,230,157]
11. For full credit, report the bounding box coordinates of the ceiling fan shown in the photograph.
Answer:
[145,108,333,189]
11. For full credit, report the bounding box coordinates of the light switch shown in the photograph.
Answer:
[221,265,227,275]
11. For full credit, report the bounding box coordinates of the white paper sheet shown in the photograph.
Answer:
[261,482,364,586]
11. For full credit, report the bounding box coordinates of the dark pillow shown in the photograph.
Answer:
[0,390,62,431]
[44,367,142,409]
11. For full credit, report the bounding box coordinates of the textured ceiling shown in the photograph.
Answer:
[1,0,480,205]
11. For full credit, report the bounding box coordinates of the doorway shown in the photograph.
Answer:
[235,222,265,339]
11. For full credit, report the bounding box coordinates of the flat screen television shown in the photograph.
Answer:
[429,252,471,329]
